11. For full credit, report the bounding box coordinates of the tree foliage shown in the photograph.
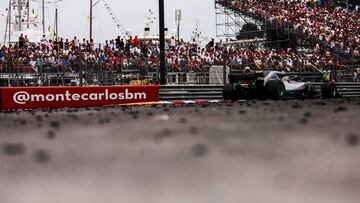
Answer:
[236,23,263,40]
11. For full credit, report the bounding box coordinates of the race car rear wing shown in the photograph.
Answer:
[229,71,323,83]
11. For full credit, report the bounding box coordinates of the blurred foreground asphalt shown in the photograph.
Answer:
[0,99,360,203]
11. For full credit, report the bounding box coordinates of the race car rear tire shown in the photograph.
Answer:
[223,83,235,100]
[322,82,337,98]
[266,80,285,100]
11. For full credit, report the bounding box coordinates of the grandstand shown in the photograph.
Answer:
[0,0,359,86]
[215,0,359,78]
[215,0,360,58]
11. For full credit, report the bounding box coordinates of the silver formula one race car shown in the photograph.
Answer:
[223,71,337,100]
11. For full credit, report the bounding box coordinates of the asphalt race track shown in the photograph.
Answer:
[1,99,360,203]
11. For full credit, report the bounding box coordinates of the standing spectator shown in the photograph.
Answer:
[24,35,29,48]
[116,36,121,49]
[40,35,48,51]
[128,36,133,45]
[90,39,95,51]
[73,36,79,49]
[119,38,125,51]
[19,34,25,48]
[110,39,116,50]
[53,38,60,53]
[29,57,37,72]
[62,55,72,72]
[36,56,44,73]
[64,39,70,50]
[134,36,139,47]
[80,39,87,51]
[59,38,64,51]
[170,36,176,47]
[207,39,215,49]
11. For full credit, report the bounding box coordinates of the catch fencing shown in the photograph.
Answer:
[0,62,359,87]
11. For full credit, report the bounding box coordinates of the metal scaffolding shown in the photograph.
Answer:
[215,0,264,39]
[215,0,296,50]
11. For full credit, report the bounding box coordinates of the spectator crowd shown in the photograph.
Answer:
[0,34,346,75]
[221,0,360,57]
[0,0,359,76]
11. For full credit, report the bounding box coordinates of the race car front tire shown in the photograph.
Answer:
[266,80,285,100]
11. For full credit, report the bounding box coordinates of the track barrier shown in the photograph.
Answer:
[160,85,224,100]
[312,82,360,98]
[0,85,160,110]
[1,82,359,110]
[334,82,360,98]
[161,82,360,101]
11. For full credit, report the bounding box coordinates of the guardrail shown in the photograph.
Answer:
[160,85,224,100]
[312,82,360,98]
[160,82,360,101]
[335,82,360,98]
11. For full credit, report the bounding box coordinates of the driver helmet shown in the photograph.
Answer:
[282,76,290,81]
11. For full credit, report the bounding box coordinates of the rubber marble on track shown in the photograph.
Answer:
[1,99,360,203]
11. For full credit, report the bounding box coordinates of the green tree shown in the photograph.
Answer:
[236,23,263,40]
